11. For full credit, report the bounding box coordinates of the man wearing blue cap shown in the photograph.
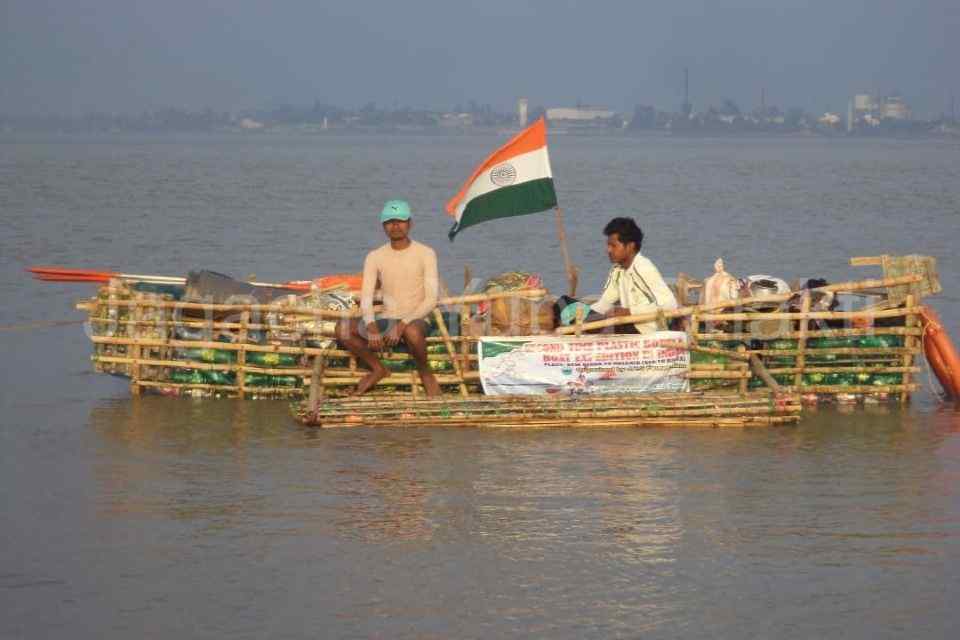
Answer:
[336,200,441,396]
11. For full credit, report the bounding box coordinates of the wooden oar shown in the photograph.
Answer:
[28,266,311,290]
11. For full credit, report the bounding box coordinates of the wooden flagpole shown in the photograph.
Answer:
[554,206,578,297]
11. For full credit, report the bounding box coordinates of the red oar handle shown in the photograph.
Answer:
[33,273,113,283]
[27,266,119,279]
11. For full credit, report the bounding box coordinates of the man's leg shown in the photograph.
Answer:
[335,318,388,395]
[402,320,441,397]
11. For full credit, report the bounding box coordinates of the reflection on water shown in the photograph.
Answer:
[82,396,960,636]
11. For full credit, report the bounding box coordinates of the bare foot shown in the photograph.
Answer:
[421,372,442,397]
[353,364,388,395]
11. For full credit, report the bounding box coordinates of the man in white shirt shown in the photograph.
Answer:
[335,200,441,396]
[558,217,677,334]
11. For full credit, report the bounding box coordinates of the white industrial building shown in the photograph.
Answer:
[546,106,616,122]
[850,92,912,126]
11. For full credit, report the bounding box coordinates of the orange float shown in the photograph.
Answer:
[313,273,363,293]
[920,306,960,399]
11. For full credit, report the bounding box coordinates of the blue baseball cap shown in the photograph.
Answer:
[380,199,412,223]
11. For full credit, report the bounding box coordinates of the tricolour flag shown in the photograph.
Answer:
[445,116,558,240]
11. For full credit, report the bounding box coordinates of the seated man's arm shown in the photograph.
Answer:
[402,246,440,324]
[360,253,380,334]
[589,269,621,316]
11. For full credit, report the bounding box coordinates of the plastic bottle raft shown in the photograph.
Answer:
[73,256,946,417]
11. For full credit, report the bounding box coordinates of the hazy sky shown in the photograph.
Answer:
[1,0,956,117]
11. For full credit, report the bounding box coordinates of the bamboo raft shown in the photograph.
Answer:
[293,392,802,429]
[73,254,942,427]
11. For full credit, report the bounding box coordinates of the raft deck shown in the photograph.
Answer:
[294,391,802,429]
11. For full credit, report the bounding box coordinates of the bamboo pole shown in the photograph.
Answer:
[554,206,578,297]
[791,384,917,394]
[82,287,548,316]
[304,395,799,417]
[433,308,468,397]
[129,300,142,396]
[308,353,325,413]
[89,335,480,360]
[737,345,749,394]
[461,265,473,374]
[693,327,921,341]
[314,415,801,429]
[237,311,249,399]
[901,294,917,403]
[316,389,787,407]
[344,395,797,412]
[409,371,420,399]
[312,404,796,424]
[795,291,811,388]
[689,344,751,362]
[749,354,781,392]
[765,366,919,375]
[324,395,800,412]
[91,353,483,382]
[696,308,918,322]
[136,380,239,392]
[687,370,752,380]
[135,380,306,396]
[315,396,795,414]
[297,392,804,427]
[85,316,496,342]
[747,347,919,357]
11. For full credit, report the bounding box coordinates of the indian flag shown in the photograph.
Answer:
[445,116,558,240]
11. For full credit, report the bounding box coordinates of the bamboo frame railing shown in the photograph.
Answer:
[79,269,933,407]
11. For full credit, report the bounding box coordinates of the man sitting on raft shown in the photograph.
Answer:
[556,217,677,334]
[335,200,442,396]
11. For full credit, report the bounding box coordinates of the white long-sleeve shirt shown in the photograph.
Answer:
[360,240,439,325]
[590,253,678,333]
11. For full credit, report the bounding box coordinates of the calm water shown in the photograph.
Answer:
[1,133,959,638]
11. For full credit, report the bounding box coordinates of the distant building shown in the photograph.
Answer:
[854,94,876,112]
[881,95,911,120]
[546,106,616,123]
[439,112,474,128]
[517,98,529,127]
[849,92,911,128]
[818,112,842,127]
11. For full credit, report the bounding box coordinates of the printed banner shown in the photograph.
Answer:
[478,332,690,396]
